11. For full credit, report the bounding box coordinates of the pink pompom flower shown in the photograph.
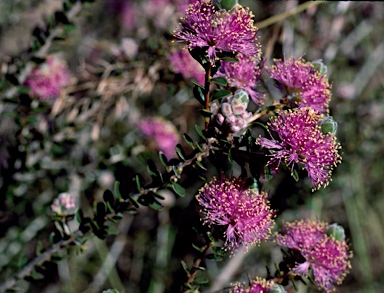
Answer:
[169,49,205,84]
[138,117,180,159]
[196,176,275,252]
[214,53,265,105]
[276,219,352,292]
[256,108,342,190]
[174,1,260,66]
[25,55,71,100]
[267,57,331,114]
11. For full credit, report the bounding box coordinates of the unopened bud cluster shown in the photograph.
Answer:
[51,192,77,216]
[210,89,253,134]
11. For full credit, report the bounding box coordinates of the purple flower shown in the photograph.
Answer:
[267,57,331,114]
[25,55,71,100]
[139,117,180,158]
[214,53,265,105]
[196,176,274,251]
[231,277,275,293]
[174,1,260,65]
[256,108,342,190]
[276,219,328,251]
[276,220,352,292]
[169,49,205,84]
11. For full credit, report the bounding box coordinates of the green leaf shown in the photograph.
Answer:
[193,85,205,106]
[30,270,45,280]
[212,89,232,100]
[149,200,163,211]
[128,196,140,208]
[192,243,204,252]
[251,121,268,131]
[181,260,189,274]
[191,79,205,89]
[195,277,209,285]
[114,181,122,200]
[75,209,84,224]
[291,169,299,182]
[35,241,43,256]
[103,190,114,205]
[170,182,185,197]
[219,56,239,62]
[175,144,186,161]
[198,109,213,118]
[228,148,233,163]
[172,165,181,179]
[135,174,143,192]
[196,143,204,152]
[105,225,119,235]
[198,174,207,181]
[195,160,207,170]
[96,202,106,217]
[211,77,227,86]
[159,151,169,167]
[195,124,206,139]
[263,166,273,181]
[17,255,28,269]
[147,159,159,177]
[183,133,195,149]
[105,201,114,214]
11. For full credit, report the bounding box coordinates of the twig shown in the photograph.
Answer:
[0,230,83,293]
[254,1,325,29]
[183,243,211,292]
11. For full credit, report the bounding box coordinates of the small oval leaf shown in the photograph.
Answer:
[213,89,232,100]
[211,77,227,86]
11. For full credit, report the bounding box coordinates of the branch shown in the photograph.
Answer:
[0,230,83,293]
[254,1,325,29]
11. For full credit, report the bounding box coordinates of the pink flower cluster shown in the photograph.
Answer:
[174,1,260,65]
[276,219,352,292]
[214,53,265,105]
[196,176,274,252]
[51,192,77,216]
[268,57,331,114]
[25,55,71,100]
[256,108,342,190]
[138,117,180,158]
[168,49,205,84]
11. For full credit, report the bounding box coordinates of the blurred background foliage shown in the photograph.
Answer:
[0,0,383,292]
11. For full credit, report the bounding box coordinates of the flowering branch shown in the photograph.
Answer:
[0,137,220,292]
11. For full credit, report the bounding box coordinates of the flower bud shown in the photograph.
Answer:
[269,285,287,293]
[320,116,338,135]
[231,89,249,115]
[51,192,77,216]
[222,102,233,117]
[327,223,346,241]
[212,0,238,11]
[312,59,328,76]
